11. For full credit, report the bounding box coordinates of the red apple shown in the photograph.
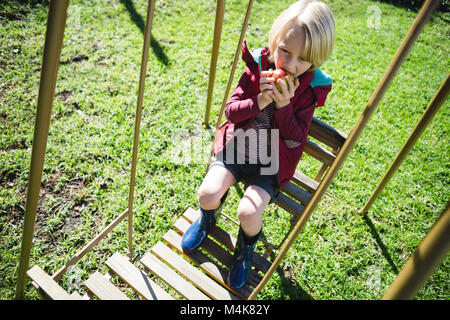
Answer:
[270,68,295,92]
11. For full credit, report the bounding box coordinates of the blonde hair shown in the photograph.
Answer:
[268,0,335,70]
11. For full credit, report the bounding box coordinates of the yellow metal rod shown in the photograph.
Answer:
[204,0,225,127]
[214,0,254,132]
[52,208,129,281]
[359,72,449,216]
[127,0,156,258]
[382,203,450,300]
[15,0,69,300]
[248,0,439,300]
[206,0,254,173]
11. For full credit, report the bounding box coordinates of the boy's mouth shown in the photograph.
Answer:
[280,67,295,76]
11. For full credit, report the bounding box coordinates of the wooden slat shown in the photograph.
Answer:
[140,252,210,300]
[84,271,129,300]
[292,170,319,193]
[173,217,262,287]
[152,241,240,300]
[304,139,335,166]
[27,265,74,300]
[81,293,91,300]
[280,181,312,206]
[105,252,173,300]
[163,229,251,299]
[274,192,305,218]
[309,117,347,149]
[182,208,272,273]
[70,291,83,299]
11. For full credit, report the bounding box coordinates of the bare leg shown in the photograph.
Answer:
[198,165,236,210]
[227,185,270,290]
[237,185,271,237]
[181,165,236,252]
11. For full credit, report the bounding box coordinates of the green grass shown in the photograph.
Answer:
[1,0,449,300]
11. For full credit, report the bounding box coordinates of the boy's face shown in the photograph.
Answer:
[273,26,312,77]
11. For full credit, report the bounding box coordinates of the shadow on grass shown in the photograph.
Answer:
[261,251,313,300]
[371,0,449,12]
[2,0,49,7]
[363,214,399,274]
[274,266,313,300]
[120,0,170,66]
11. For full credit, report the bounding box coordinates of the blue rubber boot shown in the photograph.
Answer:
[181,191,228,253]
[227,227,260,291]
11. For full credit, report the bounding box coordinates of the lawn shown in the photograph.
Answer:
[0,0,448,300]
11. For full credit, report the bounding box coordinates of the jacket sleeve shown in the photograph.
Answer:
[274,102,316,145]
[225,67,261,124]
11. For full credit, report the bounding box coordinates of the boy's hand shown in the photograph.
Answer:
[271,75,299,109]
[258,70,275,110]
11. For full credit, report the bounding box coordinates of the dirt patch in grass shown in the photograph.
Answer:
[0,81,12,100]
[4,171,94,252]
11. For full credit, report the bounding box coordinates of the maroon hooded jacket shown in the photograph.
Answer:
[213,41,332,190]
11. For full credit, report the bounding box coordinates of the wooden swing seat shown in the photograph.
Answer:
[27,116,347,300]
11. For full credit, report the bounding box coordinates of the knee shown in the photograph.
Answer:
[237,200,259,223]
[198,185,221,210]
